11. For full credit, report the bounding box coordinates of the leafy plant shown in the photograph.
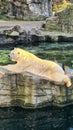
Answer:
[53,0,71,12]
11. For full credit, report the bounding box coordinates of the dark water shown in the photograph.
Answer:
[0,106,73,130]
[0,42,73,130]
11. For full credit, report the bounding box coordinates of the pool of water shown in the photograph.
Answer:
[0,106,73,130]
[0,42,73,130]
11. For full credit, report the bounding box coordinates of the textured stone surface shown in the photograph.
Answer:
[7,0,52,19]
[0,24,73,47]
[0,71,73,108]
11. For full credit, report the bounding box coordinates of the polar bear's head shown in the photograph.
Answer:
[9,48,23,62]
[8,48,35,62]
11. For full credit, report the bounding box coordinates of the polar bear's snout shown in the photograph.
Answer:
[8,53,10,58]
[8,52,14,60]
[8,52,12,58]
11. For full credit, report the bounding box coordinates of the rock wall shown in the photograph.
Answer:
[0,0,9,14]
[0,71,73,108]
[6,0,52,19]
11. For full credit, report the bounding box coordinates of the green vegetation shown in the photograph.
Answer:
[22,15,46,21]
[0,49,12,65]
[0,14,8,20]
[0,43,73,68]
[0,14,45,21]
[45,5,73,33]
[53,0,71,12]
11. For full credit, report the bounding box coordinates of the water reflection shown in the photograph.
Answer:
[0,106,73,130]
[70,128,73,130]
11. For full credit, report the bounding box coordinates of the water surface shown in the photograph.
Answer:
[0,106,73,130]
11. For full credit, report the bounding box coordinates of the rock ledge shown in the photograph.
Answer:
[0,72,73,108]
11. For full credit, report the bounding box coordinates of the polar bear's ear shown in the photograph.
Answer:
[13,48,16,51]
[18,51,22,56]
[14,48,16,50]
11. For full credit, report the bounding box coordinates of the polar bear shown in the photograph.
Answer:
[0,48,71,87]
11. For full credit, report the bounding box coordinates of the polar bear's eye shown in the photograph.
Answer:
[12,52,14,55]
[11,52,15,56]
[18,52,20,54]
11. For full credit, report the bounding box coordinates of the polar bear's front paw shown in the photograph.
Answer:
[0,71,5,76]
[63,75,71,87]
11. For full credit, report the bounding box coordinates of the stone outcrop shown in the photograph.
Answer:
[0,25,73,47]
[44,5,73,33]
[7,0,52,19]
[0,71,73,108]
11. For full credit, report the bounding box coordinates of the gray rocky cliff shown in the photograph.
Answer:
[7,0,52,19]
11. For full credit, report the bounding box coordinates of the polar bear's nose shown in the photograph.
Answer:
[8,54,10,57]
